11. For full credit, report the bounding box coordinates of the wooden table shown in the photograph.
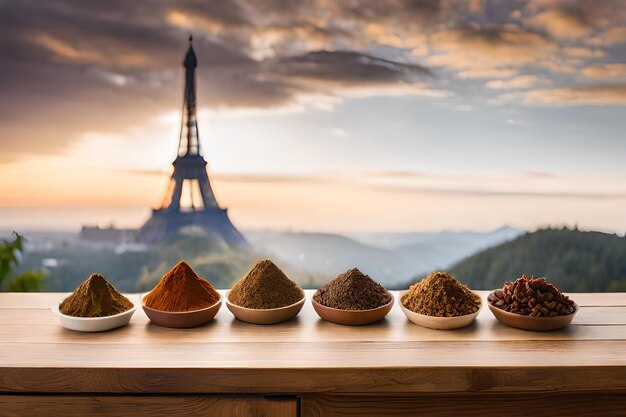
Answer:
[1,291,625,416]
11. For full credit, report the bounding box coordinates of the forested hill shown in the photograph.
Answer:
[449,228,626,292]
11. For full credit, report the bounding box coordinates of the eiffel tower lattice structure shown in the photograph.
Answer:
[137,36,247,247]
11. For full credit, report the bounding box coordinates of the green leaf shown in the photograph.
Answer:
[6,271,45,292]
[0,232,24,285]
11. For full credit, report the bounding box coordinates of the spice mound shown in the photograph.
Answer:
[59,273,133,318]
[229,260,304,309]
[143,261,220,312]
[402,271,480,317]
[488,275,576,317]
[313,268,392,311]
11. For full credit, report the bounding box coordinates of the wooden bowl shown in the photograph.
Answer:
[487,293,578,331]
[399,290,482,330]
[52,301,138,332]
[141,295,222,328]
[311,294,394,326]
[225,293,306,325]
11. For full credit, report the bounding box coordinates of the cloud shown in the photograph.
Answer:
[524,0,626,38]
[587,27,626,46]
[539,59,578,74]
[486,75,550,89]
[0,0,624,163]
[273,50,431,86]
[505,118,528,126]
[562,47,606,59]
[428,25,558,72]
[0,1,445,162]
[371,184,626,200]
[521,85,626,106]
[525,9,594,40]
[330,128,347,138]
[524,171,556,178]
[127,167,624,201]
[582,64,626,79]
[456,68,518,79]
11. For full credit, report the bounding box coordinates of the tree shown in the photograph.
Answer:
[0,233,45,292]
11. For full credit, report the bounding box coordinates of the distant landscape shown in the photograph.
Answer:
[1,1,625,296]
[7,226,626,293]
[450,228,626,292]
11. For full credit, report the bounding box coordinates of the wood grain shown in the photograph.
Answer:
[0,395,298,417]
[2,366,626,394]
[0,292,625,395]
[302,393,626,417]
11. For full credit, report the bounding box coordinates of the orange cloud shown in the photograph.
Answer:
[26,33,154,68]
[428,26,557,71]
[486,75,550,89]
[582,64,626,79]
[563,47,606,59]
[522,84,626,105]
[587,27,626,46]
[526,9,594,39]
[540,59,578,74]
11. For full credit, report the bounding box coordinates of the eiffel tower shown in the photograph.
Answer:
[137,36,247,246]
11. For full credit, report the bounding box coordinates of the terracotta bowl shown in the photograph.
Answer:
[225,293,306,325]
[487,292,578,331]
[142,295,222,328]
[311,293,394,326]
[399,290,482,330]
[52,301,138,332]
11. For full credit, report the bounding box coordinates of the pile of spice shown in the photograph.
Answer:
[402,272,481,317]
[143,261,220,312]
[313,268,392,310]
[488,275,576,317]
[59,273,133,317]
[228,260,304,309]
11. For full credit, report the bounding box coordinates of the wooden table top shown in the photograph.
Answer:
[1,291,625,394]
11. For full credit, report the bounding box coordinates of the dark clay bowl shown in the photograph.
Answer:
[141,295,222,328]
[311,293,394,326]
[487,291,578,331]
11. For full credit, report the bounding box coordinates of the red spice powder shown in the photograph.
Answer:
[143,261,220,312]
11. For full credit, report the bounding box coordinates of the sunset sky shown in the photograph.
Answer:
[0,0,625,233]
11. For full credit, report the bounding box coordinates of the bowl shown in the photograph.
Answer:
[398,290,482,330]
[52,302,138,332]
[487,292,578,331]
[142,295,222,328]
[225,293,305,325]
[311,294,394,326]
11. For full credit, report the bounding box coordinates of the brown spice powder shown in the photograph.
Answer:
[401,271,480,317]
[59,273,133,317]
[143,261,220,312]
[228,260,304,309]
[313,268,392,310]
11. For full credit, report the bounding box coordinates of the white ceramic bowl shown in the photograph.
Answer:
[399,290,482,330]
[52,301,138,332]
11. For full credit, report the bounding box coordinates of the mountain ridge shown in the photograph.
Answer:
[449,228,626,292]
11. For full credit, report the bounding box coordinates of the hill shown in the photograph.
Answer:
[15,226,523,291]
[247,227,521,286]
[17,231,327,292]
[247,231,401,283]
[449,228,626,292]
